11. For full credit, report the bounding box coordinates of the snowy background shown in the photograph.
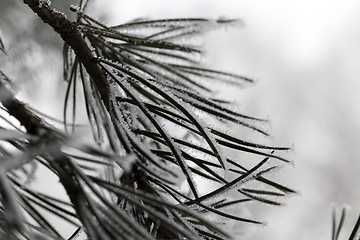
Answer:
[2,0,360,239]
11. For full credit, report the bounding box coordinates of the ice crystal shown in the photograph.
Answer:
[70,5,80,12]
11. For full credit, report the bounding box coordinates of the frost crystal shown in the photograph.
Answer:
[38,0,51,8]
[70,5,80,12]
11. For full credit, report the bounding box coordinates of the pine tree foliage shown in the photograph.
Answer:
[331,207,360,240]
[0,0,305,239]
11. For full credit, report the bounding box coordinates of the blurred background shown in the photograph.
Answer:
[1,0,360,239]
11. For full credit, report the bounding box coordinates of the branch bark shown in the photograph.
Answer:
[0,82,41,135]
[23,0,110,107]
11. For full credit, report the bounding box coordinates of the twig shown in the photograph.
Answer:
[0,76,91,235]
[23,0,110,107]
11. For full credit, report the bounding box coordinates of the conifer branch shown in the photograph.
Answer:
[0,81,41,135]
[0,77,93,236]
[0,1,296,239]
[18,2,184,238]
[23,0,110,106]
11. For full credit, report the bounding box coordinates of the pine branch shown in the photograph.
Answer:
[0,80,42,135]
[5,1,295,239]
[0,76,92,238]
[23,0,110,107]
[20,1,194,238]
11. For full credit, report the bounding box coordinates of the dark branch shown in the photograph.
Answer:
[0,77,92,236]
[0,81,42,135]
[23,0,110,107]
